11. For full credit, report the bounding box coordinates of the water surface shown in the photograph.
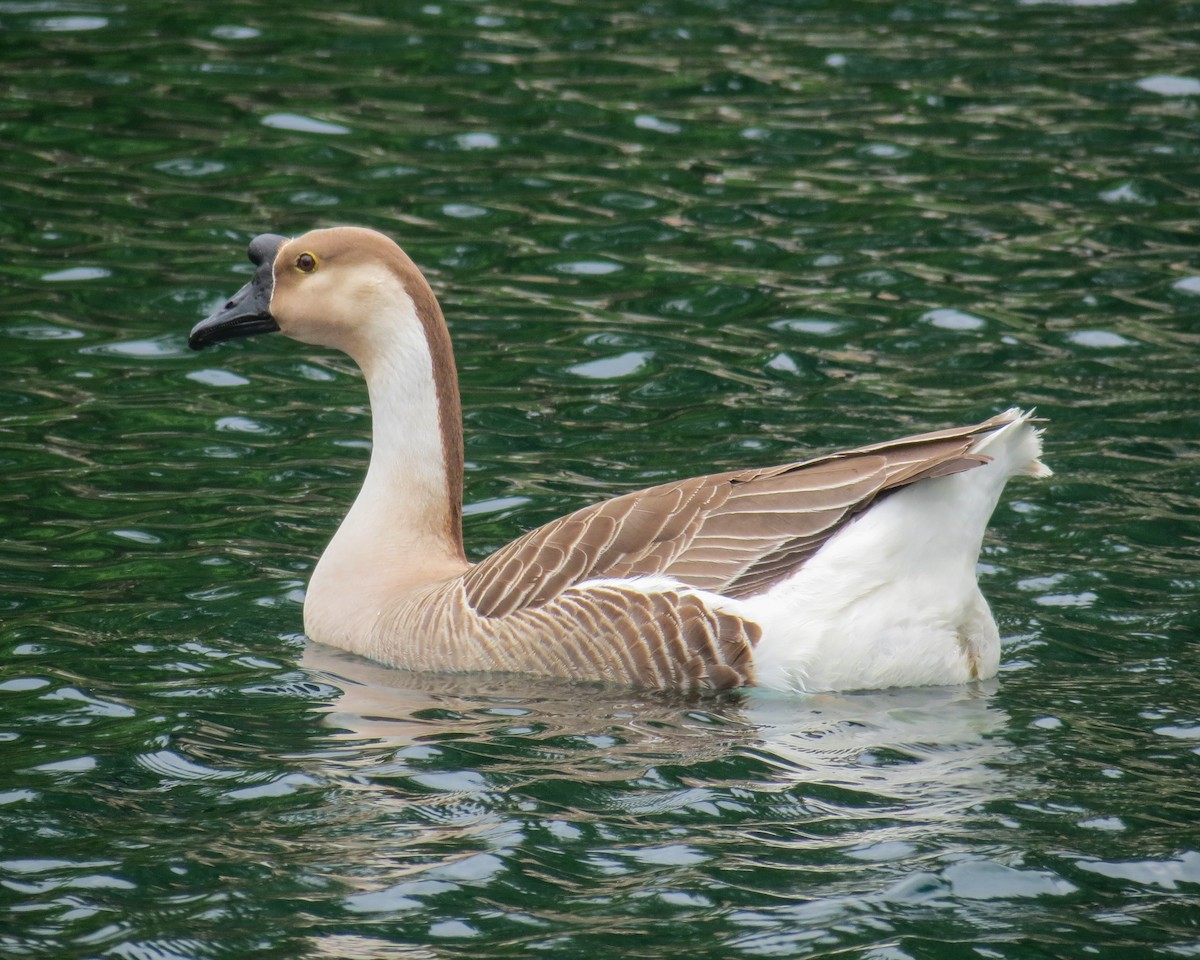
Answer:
[2,1,1199,957]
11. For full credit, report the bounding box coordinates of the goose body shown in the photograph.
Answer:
[190,227,1050,693]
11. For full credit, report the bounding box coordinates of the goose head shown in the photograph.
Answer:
[188,227,447,372]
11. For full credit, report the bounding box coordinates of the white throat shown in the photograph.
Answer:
[303,289,465,649]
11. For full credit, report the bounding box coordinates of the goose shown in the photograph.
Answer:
[189,227,1050,694]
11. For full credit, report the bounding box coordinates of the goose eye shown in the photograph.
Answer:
[295,252,318,273]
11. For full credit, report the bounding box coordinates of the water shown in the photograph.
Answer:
[2,1,1199,956]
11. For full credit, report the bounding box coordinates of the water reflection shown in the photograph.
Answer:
[306,936,438,960]
[302,642,1010,829]
[4,0,1197,953]
[290,645,1018,953]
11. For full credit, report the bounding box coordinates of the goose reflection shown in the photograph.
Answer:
[293,642,1016,957]
[300,640,1010,809]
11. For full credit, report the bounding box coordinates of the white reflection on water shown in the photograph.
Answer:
[292,641,1021,956]
[300,641,1011,824]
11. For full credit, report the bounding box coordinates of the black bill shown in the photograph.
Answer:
[188,233,288,350]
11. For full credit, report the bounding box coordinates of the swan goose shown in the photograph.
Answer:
[189,227,1050,694]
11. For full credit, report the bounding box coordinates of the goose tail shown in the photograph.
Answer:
[972,407,1053,480]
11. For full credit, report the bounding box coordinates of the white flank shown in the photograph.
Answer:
[746,409,1047,692]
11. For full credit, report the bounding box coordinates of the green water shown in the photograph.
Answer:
[2,1,1199,957]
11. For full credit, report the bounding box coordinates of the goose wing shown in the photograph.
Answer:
[461,415,1011,619]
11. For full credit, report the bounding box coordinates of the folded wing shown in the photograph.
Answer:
[460,414,1019,620]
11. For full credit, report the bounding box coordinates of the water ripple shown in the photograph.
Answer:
[2,0,1199,956]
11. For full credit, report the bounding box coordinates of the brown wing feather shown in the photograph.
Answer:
[462,415,1010,618]
[498,583,760,691]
